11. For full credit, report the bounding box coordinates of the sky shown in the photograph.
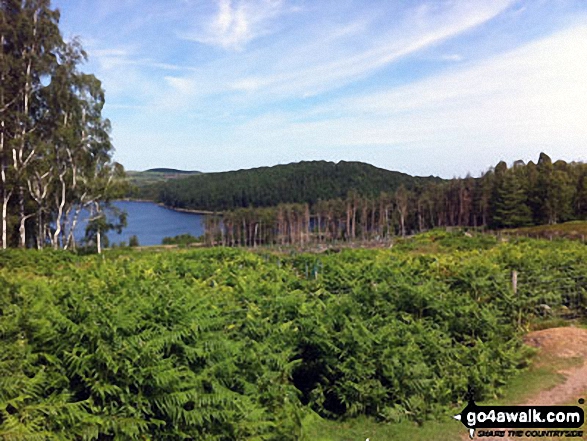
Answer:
[51,0,587,178]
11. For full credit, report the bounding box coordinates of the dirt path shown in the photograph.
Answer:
[461,327,587,441]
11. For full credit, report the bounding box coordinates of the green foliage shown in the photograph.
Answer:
[0,239,585,438]
[128,235,140,247]
[0,249,302,439]
[505,220,587,240]
[393,230,498,253]
[0,1,126,250]
[153,160,441,211]
[162,233,202,246]
[493,170,533,228]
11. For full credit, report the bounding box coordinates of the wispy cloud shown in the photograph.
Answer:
[165,0,515,104]
[320,24,587,128]
[439,54,464,62]
[180,0,293,50]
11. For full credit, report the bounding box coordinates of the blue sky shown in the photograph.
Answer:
[52,0,587,177]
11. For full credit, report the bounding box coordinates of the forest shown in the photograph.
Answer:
[144,161,441,210]
[194,154,587,247]
[0,1,125,251]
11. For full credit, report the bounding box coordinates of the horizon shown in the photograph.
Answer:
[53,0,587,179]
[133,153,574,179]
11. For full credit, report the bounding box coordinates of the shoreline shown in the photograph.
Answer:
[157,203,219,215]
[117,198,220,215]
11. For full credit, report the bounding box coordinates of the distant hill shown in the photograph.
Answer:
[150,160,444,211]
[126,169,202,198]
[145,168,200,174]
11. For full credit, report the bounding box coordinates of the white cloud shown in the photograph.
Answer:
[165,76,197,95]
[440,54,464,62]
[91,47,133,70]
[79,0,518,117]
[181,0,289,50]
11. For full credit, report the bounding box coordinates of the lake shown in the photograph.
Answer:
[74,201,205,246]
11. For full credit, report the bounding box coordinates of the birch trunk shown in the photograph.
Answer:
[14,11,39,248]
[0,31,8,249]
[18,187,26,247]
[36,209,43,249]
[28,171,52,249]
[63,205,81,250]
[1,190,8,249]
[52,170,67,249]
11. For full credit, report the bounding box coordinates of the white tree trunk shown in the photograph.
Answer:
[1,193,8,249]
[18,187,26,247]
[64,203,85,250]
[0,47,6,249]
[52,172,67,249]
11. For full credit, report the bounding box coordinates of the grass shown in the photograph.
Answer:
[504,221,587,241]
[479,365,566,407]
[529,317,576,331]
[301,415,461,441]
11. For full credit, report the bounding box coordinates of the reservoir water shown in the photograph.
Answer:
[74,201,205,246]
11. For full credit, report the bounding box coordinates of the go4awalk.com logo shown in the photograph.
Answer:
[453,400,585,438]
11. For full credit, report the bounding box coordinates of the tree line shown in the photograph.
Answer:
[0,1,124,250]
[202,154,587,246]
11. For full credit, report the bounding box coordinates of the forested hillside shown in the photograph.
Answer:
[196,153,587,246]
[147,154,587,246]
[152,160,442,210]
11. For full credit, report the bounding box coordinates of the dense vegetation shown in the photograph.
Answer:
[196,154,587,246]
[152,161,442,211]
[1,235,586,439]
[161,233,202,246]
[0,1,124,251]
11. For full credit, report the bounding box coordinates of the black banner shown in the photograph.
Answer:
[454,401,584,438]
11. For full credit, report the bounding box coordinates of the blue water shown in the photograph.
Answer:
[74,201,205,246]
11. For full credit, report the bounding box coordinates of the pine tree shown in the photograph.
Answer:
[493,170,532,228]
